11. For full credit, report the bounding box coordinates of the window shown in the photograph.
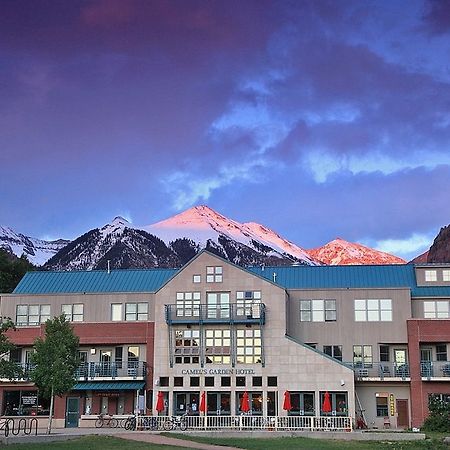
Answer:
[252,376,262,387]
[221,377,231,387]
[206,266,223,283]
[176,292,201,317]
[443,270,450,282]
[2,390,50,416]
[174,377,183,387]
[425,270,437,282]
[320,392,347,416]
[236,328,262,364]
[16,305,50,326]
[159,377,169,387]
[62,304,84,322]
[190,377,200,387]
[380,345,390,362]
[174,329,200,364]
[289,392,315,416]
[376,396,388,417]
[115,347,123,368]
[125,303,148,321]
[300,300,336,322]
[354,299,392,322]
[236,376,246,387]
[207,292,230,319]
[205,377,214,387]
[424,301,450,319]
[193,275,201,283]
[205,329,231,364]
[353,345,373,368]
[436,344,447,361]
[236,291,262,317]
[267,376,277,387]
[111,304,122,321]
[323,345,342,361]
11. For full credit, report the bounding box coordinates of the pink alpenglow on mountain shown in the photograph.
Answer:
[308,238,406,265]
[146,205,317,265]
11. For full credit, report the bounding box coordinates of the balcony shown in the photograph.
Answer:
[165,304,266,325]
[420,361,450,380]
[345,362,410,380]
[76,361,147,380]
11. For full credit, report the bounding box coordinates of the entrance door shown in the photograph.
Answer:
[394,349,408,377]
[65,397,79,428]
[100,350,112,376]
[396,399,409,428]
[420,348,433,377]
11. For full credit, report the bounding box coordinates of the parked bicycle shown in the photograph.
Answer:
[123,415,136,430]
[163,414,188,431]
[95,413,118,428]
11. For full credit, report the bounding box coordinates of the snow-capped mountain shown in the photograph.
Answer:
[145,205,317,265]
[308,238,406,265]
[0,226,69,266]
[45,207,318,270]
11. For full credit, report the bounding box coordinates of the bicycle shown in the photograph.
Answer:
[163,414,188,431]
[95,413,118,428]
[123,415,136,430]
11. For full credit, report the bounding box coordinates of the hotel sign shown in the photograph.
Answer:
[181,368,255,375]
[389,393,395,416]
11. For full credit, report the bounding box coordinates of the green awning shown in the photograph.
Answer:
[72,381,145,391]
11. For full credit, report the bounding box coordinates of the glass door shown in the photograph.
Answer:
[207,293,230,319]
[100,350,112,376]
[420,348,433,377]
[394,349,409,377]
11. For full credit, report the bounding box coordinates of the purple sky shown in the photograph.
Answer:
[1,0,450,260]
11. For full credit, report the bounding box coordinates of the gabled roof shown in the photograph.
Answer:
[13,268,178,294]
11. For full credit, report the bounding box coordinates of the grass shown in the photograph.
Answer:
[2,435,191,450]
[166,432,449,450]
[2,432,449,450]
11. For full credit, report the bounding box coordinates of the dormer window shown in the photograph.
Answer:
[425,270,437,282]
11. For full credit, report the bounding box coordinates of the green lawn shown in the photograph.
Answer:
[2,435,191,450]
[167,432,448,450]
[2,433,449,450]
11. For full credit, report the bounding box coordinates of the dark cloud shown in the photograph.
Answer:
[422,0,450,34]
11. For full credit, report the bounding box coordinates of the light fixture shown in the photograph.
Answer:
[90,348,96,355]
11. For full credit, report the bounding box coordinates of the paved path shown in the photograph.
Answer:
[116,432,241,450]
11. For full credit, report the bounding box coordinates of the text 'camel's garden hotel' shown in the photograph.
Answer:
[0,251,449,429]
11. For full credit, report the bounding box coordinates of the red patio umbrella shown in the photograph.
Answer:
[322,391,332,414]
[283,390,292,411]
[240,391,250,413]
[199,391,206,414]
[156,391,165,413]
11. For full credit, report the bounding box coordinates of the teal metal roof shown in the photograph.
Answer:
[73,381,145,391]
[248,264,450,298]
[13,269,178,294]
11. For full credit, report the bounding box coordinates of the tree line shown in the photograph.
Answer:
[0,249,36,293]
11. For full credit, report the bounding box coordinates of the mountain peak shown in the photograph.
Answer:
[308,239,406,265]
[111,216,130,226]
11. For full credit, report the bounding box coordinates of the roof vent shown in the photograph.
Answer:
[107,260,111,274]
[272,272,277,283]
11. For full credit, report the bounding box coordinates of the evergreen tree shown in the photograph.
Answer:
[0,249,35,293]
[30,315,80,434]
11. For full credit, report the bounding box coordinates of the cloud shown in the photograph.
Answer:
[304,150,450,183]
[361,232,435,261]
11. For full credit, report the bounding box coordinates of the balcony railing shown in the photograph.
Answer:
[344,362,410,380]
[420,360,450,379]
[76,361,147,380]
[165,304,266,325]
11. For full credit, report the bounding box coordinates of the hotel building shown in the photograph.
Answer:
[0,251,449,429]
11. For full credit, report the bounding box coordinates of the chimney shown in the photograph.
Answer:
[107,260,111,274]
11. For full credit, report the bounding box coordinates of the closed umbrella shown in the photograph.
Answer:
[199,391,206,414]
[283,390,292,411]
[322,391,332,414]
[156,391,165,414]
[240,391,250,413]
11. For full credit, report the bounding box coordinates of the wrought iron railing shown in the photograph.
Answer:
[75,361,147,380]
[344,362,410,379]
[420,360,450,378]
[165,303,266,325]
